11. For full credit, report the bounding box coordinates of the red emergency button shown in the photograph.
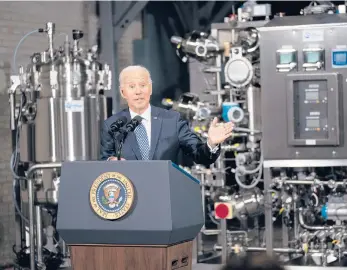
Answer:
[214,202,233,219]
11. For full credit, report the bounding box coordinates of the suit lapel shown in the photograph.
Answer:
[123,109,142,160]
[149,107,162,160]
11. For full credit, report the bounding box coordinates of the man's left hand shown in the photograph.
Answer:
[207,117,234,147]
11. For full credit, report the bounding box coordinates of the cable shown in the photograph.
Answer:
[11,29,40,225]
[10,93,29,224]
[12,181,29,224]
[11,93,25,175]
[234,153,263,189]
[13,29,68,74]
[11,28,49,251]
[12,29,39,74]
[235,165,263,189]
[239,155,263,175]
[233,140,264,189]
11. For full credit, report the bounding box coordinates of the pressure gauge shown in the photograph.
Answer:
[224,47,253,88]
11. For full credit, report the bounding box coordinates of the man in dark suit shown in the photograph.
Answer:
[100,65,234,166]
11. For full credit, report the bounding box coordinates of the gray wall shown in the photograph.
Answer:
[0,1,98,263]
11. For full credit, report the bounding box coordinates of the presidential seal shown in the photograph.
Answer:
[89,172,135,220]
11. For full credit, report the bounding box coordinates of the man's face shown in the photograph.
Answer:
[120,69,152,113]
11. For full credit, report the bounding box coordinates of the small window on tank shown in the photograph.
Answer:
[276,48,297,72]
[303,48,324,71]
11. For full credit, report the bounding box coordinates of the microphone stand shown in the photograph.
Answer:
[114,117,141,160]
[116,131,126,160]
[109,128,125,160]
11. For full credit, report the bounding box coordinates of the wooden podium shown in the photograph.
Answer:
[69,242,193,270]
[56,160,204,270]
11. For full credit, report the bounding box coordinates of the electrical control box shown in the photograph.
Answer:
[286,73,340,146]
[259,14,347,161]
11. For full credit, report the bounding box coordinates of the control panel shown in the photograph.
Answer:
[259,20,347,160]
[293,80,328,140]
[286,73,340,147]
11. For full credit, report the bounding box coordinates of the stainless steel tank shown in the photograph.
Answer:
[10,22,112,270]
[17,24,110,205]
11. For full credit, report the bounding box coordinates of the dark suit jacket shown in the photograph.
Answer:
[100,106,220,166]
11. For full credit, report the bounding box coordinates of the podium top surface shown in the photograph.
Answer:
[56,160,204,246]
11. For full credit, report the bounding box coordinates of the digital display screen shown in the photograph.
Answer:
[305,51,320,63]
[332,51,347,66]
[306,118,320,128]
[334,52,346,63]
[305,91,319,100]
[279,52,294,64]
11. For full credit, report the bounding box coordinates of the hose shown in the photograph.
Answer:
[11,29,39,226]
[12,29,39,73]
[235,164,262,189]
[234,144,263,189]
[236,154,264,175]
[10,93,29,224]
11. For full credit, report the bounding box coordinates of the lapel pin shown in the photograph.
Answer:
[154,117,158,120]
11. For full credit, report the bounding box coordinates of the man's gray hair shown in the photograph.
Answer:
[119,65,152,86]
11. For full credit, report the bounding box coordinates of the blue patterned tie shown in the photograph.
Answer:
[134,120,150,160]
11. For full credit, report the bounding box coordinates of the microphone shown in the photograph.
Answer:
[116,115,143,160]
[123,115,143,133]
[110,116,128,135]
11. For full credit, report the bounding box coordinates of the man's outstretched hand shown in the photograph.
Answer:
[207,117,234,147]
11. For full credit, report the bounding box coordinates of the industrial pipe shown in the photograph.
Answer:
[27,162,62,270]
[214,245,347,255]
[214,245,302,253]
[298,208,343,230]
[275,179,345,186]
